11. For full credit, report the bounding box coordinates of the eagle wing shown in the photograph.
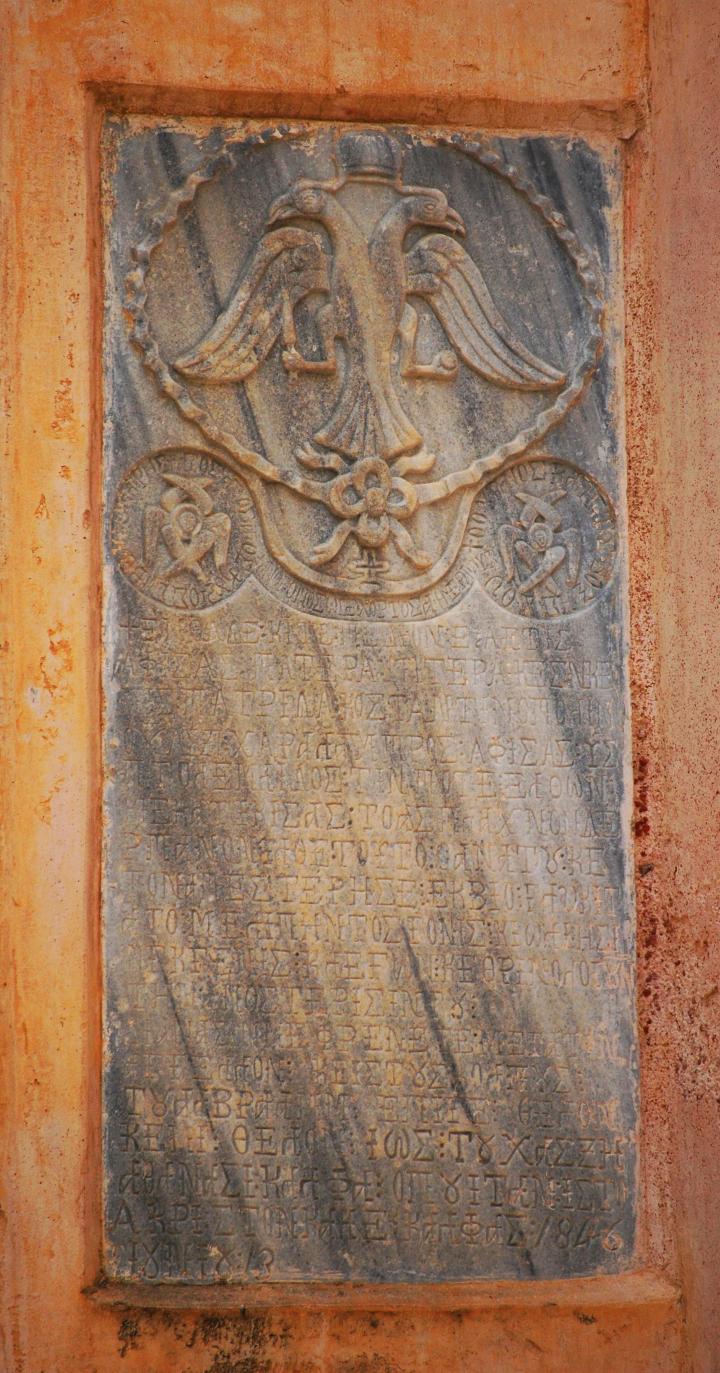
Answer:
[405,234,566,389]
[174,227,330,383]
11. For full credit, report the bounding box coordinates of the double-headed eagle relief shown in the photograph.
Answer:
[124,127,605,608]
[176,132,564,469]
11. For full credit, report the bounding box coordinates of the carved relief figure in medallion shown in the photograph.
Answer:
[143,473,231,584]
[111,449,257,610]
[469,457,617,619]
[498,487,582,596]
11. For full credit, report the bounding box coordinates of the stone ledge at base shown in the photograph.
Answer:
[86,1270,681,1313]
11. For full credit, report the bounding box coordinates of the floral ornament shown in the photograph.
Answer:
[310,457,432,569]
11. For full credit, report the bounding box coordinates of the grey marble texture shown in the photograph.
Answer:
[102,120,635,1283]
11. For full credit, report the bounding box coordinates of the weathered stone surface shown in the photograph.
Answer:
[102,120,635,1283]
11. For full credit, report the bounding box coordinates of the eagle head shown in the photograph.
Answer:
[406,188,466,236]
[267,181,330,226]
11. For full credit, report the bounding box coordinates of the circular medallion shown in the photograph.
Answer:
[123,127,605,620]
[467,457,618,619]
[110,448,259,611]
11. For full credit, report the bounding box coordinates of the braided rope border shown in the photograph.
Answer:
[124,127,605,508]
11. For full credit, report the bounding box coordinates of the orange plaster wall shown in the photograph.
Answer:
[3,0,718,1369]
[624,1,720,1368]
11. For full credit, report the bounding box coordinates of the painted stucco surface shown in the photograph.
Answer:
[0,0,717,1369]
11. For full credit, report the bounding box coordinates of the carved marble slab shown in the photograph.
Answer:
[102,120,635,1284]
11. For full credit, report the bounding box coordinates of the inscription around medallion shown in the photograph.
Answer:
[103,121,635,1286]
[111,448,257,610]
[469,459,618,619]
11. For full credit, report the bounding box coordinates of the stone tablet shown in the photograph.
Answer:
[102,120,635,1284]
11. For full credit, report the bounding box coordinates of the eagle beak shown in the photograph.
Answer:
[267,191,296,225]
[444,207,466,236]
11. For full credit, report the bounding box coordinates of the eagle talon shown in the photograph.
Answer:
[401,348,459,381]
[433,349,459,377]
[282,346,305,372]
